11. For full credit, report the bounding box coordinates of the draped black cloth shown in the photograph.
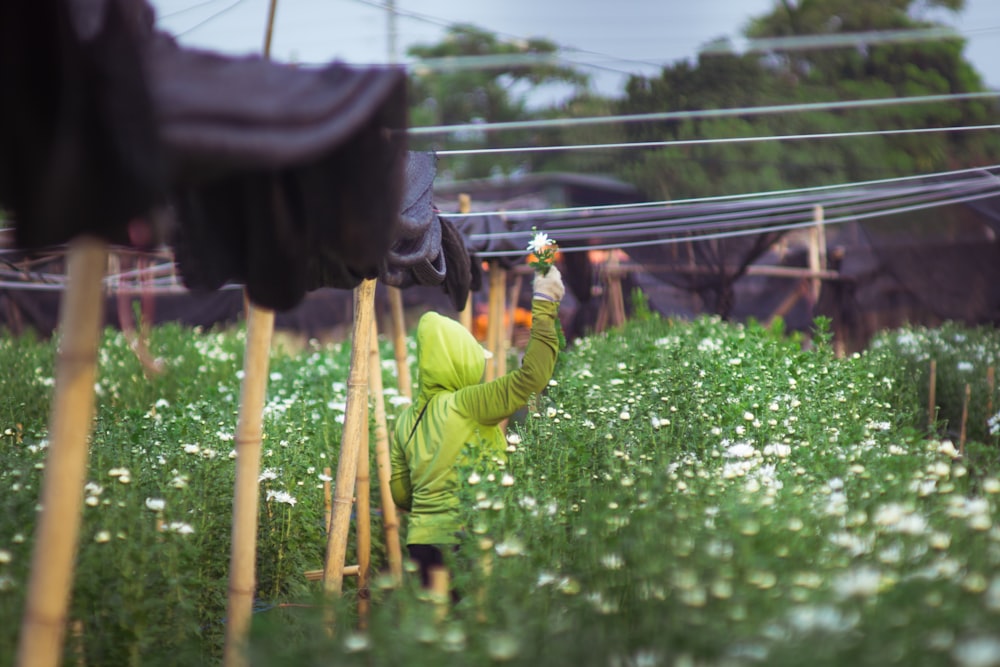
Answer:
[1,0,410,311]
[379,152,472,311]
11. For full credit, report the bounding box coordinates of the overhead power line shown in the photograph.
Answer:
[408,91,1000,136]
[442,164,1000,219]
[474,189,1000,258]
[435,123,1000,157]
[174,0,252,37]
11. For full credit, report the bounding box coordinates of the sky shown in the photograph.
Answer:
[148,0,1000,101]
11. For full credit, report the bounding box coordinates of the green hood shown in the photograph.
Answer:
[415,311,485,403]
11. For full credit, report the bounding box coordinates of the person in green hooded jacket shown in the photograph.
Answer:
[390,265,565,590]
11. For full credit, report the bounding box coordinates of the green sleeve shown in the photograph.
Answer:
[389,423,413,511]
[454,298,559,425]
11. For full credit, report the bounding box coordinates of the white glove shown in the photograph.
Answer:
[533,265,565,302]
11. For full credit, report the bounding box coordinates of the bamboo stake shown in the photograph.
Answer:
[485,263,499,381]
[355,399,372,628]
[223,303,275,667]
[369,319,403,584]
[324,279,376,610]
[457,194,474,333]
[305,565,360,582]
[928,359,937,433]
[988,366,995,420]
[808,205,825,304]
[960,383,971,457]
[323,467,332,535]
[70,620,85,667]
[17,236,107,667]
[429,566,450,623]
[387,286,412,400]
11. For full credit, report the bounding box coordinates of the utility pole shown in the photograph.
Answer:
[386,0,398,63]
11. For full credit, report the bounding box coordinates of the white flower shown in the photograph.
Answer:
[258,469,278,482]
[527,231,551,255]
[94,530,111,543]
[833,566,881,598]
[467,472,481,485]
[0,549,11,564]
[495,538,525,557]
[506,433,522,445]
[182,443,200,455]
[145,498,166,512]
[500,474,515,487]
[266,490,297,506]
[165,522,195,535]
[953,637,1000,667]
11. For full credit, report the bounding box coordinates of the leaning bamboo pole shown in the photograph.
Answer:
[324,279,376,607]
[16,236,108,667]
[928,359,937,433]
[369,319,404,584]
[223,304,275,667]
[387,286,412,400]
[355,400,372,628]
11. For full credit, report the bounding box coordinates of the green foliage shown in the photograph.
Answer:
[612,0,999,202]
[406,24,588,180]
[2,315,1000,665]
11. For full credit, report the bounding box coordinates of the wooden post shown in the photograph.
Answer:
[323,279,375,608]
[369,319,403,585]
[387,286,411,400]
[17,237,107,667]
[223,303,276,667]
[809,205,826,305]
[928,359,937,433]
[457,194,474,333]
[355,404,371,627]
[960,383,971,457]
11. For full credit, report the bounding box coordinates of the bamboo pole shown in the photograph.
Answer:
[960,383,971,457]
[387,286,412,400]
[223,303,276,667]
[369,319,403,584]
[17,236,107,667]
[457,194,474,333]
[429,566,450,623]
[928,359,937,433]
[809,205,825,304]
[324,467,332,535]
[324,279,376,607]
[262,0,279,55]
[355,399,372,628]
[988,366,995,419]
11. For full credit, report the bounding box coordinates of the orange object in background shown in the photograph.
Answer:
[473,307,532,342]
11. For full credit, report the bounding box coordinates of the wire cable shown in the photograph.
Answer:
[174,0,252,37]
[463,178,998,242]
[434,123,1000,157]
[475,189,1000,258]
[441,163,1000,219]
[408,91,1000,136]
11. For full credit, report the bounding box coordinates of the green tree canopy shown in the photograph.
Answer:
[406,24,588,180]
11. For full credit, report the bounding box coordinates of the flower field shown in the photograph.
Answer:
[2,311,1000,666]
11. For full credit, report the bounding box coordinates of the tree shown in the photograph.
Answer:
[406,25,589,180]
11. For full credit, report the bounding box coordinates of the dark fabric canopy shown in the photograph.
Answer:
[1,0,411,311]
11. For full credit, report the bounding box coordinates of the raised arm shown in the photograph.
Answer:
[455,267,564,424]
